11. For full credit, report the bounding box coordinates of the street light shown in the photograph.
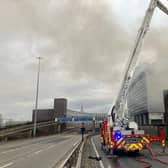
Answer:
[33,56,42,137]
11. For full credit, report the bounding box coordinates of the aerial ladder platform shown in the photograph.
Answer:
[100,0,168,155]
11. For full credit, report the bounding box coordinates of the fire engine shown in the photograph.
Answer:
[100,108,166,154]
[100,0,168,155]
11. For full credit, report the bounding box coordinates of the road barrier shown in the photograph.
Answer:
[76,138,85,168]
[0,121,57,138]
[57,141,81,168]
[57,135,89,168]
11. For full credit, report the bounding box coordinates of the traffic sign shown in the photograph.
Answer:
[55,116,93,123]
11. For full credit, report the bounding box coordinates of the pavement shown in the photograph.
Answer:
[0,134,81,168]
[92,135,120,168]
[92,135,168,168]
[81,136,101,168]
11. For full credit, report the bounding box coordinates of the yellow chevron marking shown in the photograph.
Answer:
[128,143,139,150]
[143,137,150,144]
[138,143,143,149]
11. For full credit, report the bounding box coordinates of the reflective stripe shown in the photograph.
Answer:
[162,140,165,143]
[100,137,104,143]
[142,137,150,144]
[162,140,166,147]
[109,141,114,148]
[128,144,139,150]
[127,143,142,151]
[121,141,125,147]
[110,145,114,148]
[137,143,143,149]
[116,137,124,145]
[162,143,166,147]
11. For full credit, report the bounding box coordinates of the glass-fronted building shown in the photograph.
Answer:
[127,65,164,125]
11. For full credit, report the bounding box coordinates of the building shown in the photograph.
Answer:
[127,64,165,125]
[0,114,3,127]
[32,98,67,123]
[163,90,168,124]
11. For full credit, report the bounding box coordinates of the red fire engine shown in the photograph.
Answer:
[100,0,168,156]
[100,116,166,155]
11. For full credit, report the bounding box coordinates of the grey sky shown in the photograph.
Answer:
[0,0,167,121]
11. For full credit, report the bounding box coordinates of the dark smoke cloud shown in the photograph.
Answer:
[11,0,130,83]
[0,0,167,120]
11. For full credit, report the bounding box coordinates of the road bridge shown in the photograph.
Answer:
[0,134,81,168]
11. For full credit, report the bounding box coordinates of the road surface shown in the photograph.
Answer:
[0,134,81,168]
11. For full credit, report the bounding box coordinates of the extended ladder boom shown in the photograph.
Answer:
[115,0,168,120]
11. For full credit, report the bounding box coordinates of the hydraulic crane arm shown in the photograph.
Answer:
[114,0,168,121]
[157,0,168,15]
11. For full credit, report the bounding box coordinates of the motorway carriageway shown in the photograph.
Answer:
[92,135,168,168]
[0,134,168,168]
[0,134,81,168]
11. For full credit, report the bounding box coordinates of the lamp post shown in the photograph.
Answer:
[33,56,42,137]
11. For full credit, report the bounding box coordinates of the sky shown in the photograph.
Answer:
[0,0,167,121]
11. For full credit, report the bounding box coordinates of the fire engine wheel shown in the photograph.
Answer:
[113,149,125,155]
[113,149,139,155]
[101,144,104,150]
[128,150,140,155]
[113,149,118,155]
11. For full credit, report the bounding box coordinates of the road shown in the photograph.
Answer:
[0,134,81,168]
[92,135,168,168]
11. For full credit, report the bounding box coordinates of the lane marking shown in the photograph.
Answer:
[58,140,81,168]
[0,142,43,155]
[1,149,16,154]
[76,140,85,168]
[27,138,76,158]
[0,135,69,155]
[73,141,78,147]
[34,150,43,154]
[91,137,105,168]
[0,162,13,168]
[47,145,55,150]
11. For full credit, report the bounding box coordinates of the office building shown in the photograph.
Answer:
[127,64,165,125]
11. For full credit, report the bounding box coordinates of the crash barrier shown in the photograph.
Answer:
[0,121,57,139]
[58,135,88,168]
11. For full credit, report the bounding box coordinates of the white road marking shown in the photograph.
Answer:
[46,145,55,150]
[1,149,16,154]
[73,141,78,147]
[0,142,41,155]
[91,137,105,168]
[0,162,13,168]
[34,150,43,154]
[27,139,73,158]
[58,140,81,168]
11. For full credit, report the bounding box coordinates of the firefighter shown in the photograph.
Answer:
[81,122,85,141]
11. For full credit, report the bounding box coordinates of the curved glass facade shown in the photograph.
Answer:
[127,64,166,125]
[127,70,148,125]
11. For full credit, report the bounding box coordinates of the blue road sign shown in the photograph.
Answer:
[55,116,93,123]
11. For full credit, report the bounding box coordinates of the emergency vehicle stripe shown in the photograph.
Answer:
[142,137,150,144]
[128,144,139,150]
[137,143,143,149]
